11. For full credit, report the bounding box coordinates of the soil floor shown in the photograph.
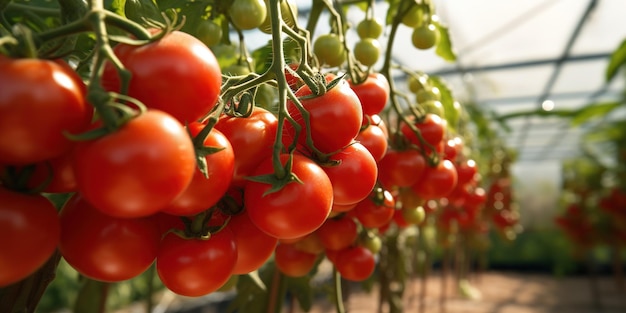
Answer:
[122,270,626,313]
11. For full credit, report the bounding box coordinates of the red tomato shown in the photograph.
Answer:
[215,107,278,187]
[293,232,326,254]
[102,30,222,124]
[331,201,357,213]
[315,216,358,251]
[401,113,446,152]
[274,243,318,277]
[443,137,463,161]
[229,211,278,275]
[392,208,410,228]
[321,142,377,205]
[163,124,234,216]
[377,149,426,188]
[352,189,396,229]
[412,159,458,200]
[283,79,363,153]
[157,228,237,297]
[355,118,388,162]
[244,154,333,239]
[335,246,376,282]
[73,110,196,218]
[25,148,78,193]
[349,73,389,116]
[0,188,60,287]
[0,57,91,165]
[455,159,478,187]
[59,195,160,282]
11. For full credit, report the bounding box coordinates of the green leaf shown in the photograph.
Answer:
[584,120,626,143]
[124,0,163,25]
[570,101,622,126]
[107,0,126,16]
[285,276,314,311]
[433,20,456,62]
[606,39,626,83]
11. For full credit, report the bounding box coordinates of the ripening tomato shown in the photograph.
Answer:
[215,107,278,187]
[377,149,426,188]
[244,154,333,239]
[352,189,396,229]
[25,149,78,193]
[401,113,446,152]
[455,159,478,187]
[59,194,160,282]
[321,142,378,205]
[0,57,91,165]
[412,159,458,200]
[0,188,60,287]
[283,79,363,153]
[274,243,318,277]
[229,211,278,275]
[335,246,376,282]
[162,124,234,216]
[356,118,388,162]
[315,216,358,251]
[102,30,222,124]
[73,110,196,218]
[157,228,237,297]
[349,73,389,116]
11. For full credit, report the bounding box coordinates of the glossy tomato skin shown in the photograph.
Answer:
[315,216,358,251]
[401,113,446,152]
[244,154,333,239]
[163,124,234,216]
[102,31,222,124]
[73,110,196,218]
[0,188,60,287]
[25,148,78,193]
[229,211,278,275]
[321,142,378,205]
[349,73,389,116]
[412,159,458,200]
[377,149,426,189]
[274,243,318,277]
[59,195,160,282]
[335,246,376,282]
[0,57,91,165]
[455,159,478,187]
[352,189,396,229]
[356,117,388,162]
[215,107,278,187]
[284,79,363,153]
[157,228,237,297]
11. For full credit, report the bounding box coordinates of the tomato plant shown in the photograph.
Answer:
[157,228,237,297]
[0,188,60,287]
[0,57,91,165]
[59,194,160,282]
[102,30,222,124]
[244,153,333,239]
[73,110,196,218]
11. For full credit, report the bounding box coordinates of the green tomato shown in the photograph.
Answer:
[196,20,222,47]
[230,0,267,30]
[402,206,426,225]
[354,38,381,67]
[412,23,439,50]
[356,18,384,39]
[416,86,441,102]
[407,74,427,93]
[420,100,445,117]
[361,235,382,254]
[259,0,298,34]
[314,33,346,67]
[401,5,422,28]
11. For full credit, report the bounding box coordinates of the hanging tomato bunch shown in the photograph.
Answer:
[0,0,518,311]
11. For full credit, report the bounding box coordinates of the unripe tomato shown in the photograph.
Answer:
[356,18,384,39]
[314,33,346,67]
[401,5,422,27]
[229,0,267,30]
[354,38,381,67]
[412,23,440,50]
[259,0,298,34]
[196,19,222,47]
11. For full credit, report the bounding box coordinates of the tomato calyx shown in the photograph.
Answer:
[176,208,231,240]
[245,154,304,196]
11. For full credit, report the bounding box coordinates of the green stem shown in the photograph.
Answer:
[333,268,346,313]
[267,265,286,313]
[305,0,324,38]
